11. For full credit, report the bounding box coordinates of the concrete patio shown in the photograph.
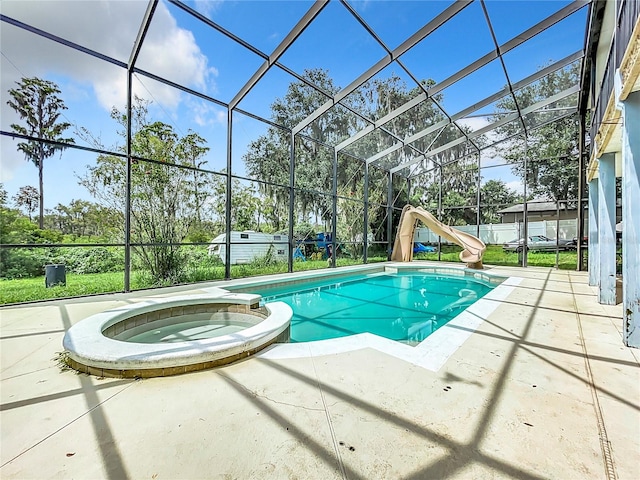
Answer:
[1,264,638,479]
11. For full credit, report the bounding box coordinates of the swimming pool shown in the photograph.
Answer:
[62,264,513,377]
[255,271,495,344]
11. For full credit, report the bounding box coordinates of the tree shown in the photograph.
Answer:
[7,77,75,228]
[0,184,7,207]
[479,179,519,224]
[0,195,63,279]
[205,174,262,234]
[491,63,580,201]
[80,98,210,283]
[244,69,346,226]
[44,200,120,239]
[415,168,521,226]
[12,185,39,222]
[243,70,478,241]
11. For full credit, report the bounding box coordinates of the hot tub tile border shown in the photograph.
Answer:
[63,294,292,378]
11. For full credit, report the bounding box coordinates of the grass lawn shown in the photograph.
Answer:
[0,257,381,305]
[416,244,578,270]
[0,272,130,305]
[0,249,576,305]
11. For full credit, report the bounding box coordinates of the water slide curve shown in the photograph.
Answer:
[391,205,486,269]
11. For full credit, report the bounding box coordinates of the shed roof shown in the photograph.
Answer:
[498,202,578,214]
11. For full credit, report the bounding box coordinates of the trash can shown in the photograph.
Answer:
[45,264,66,288]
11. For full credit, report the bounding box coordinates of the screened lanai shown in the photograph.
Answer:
[3,3,640,478]
[0,0,595,298]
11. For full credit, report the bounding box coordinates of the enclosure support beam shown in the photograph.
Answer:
[326,1,584,158]
[293,0,471,135]
[288,132,296,273]
[476,151,481,238]
[438,166,443,261]
[363,162,369,264]
[0,14,127,69]
[588,178,599,286]
[129,1,157,67]
[331,149,338,268]
[392,87,579,174]
[555,201,560,269]
[387,174,394,260]
[597,153,616,304]
[480,0,527,137]
[407,109,578,180]
[577,111,586,271]
[124,72,132,292]
[229,0,327,110]
[429,1,584,100]
[621,90,640,347]
[341,50,582,163]
[522,138,529,267]
[224,109,233,280]
[124,0,158,292]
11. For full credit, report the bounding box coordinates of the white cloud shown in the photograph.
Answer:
[505,179,524,195]
[194,0,224,18]
[191,100,226,127]
[457,115,504,147]
[1,0,215,111]
[132,2,218,109]
[1,0,217,185]
[354,0,373,12]
[480,149,509,168]
[455,116,490,132]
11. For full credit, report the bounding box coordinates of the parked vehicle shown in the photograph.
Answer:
[208,231,289,264]
[503,235,576,252]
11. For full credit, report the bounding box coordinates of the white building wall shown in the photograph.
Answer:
[208,232,290,264]
[415,220,579,245]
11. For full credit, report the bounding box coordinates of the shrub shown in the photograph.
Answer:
[182,245,224,282]
[0,247,54,279]
[251,245,279,268]
[184,228,213,244]
[0,207,65,278]
[57,247,124,275]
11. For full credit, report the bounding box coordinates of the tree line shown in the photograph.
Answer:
[3,64,580,281]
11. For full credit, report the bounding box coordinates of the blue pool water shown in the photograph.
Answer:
[255,272,495,344]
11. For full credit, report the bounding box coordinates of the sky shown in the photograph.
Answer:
[0,0,588,211]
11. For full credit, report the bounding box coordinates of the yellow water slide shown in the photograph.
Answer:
[391,205,486,269]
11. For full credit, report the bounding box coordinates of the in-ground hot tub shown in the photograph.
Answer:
[62,293,292,378]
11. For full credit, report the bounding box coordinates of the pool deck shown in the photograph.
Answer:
[1,262,638,479]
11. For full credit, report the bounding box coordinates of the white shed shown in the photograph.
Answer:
[208,231,290,265]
